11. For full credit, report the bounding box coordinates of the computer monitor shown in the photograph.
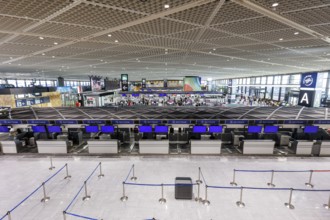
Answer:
[101,125,115,133]
[0,126,9,133]
[85,126,99,133]
[47,126,62,133]
[264,126,279,134]
[139,125,152,133]
[155,126,168,133]
[247,126,262,133]
[193,126,207,133]
[32,126,46,133]
[304,126,318,134]
[209,126,223,133]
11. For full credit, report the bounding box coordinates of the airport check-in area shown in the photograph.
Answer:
[1,106,330,156]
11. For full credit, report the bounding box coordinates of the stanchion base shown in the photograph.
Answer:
[267,183,275,187]
[202,199,210,206]
[41,197,50,202]
[82,195,91,201]
[120,196,128,202]
[49,166,55,170]
[305,183,314,188]
[98,174,105,178]
[230,182,237,186]
[323,204,329,209]
[159,198,166,204]
[236,201,245,208]
[195,197,203,202]
[130,176,137,181]
[64,175,71,180]
[285,203,295,209]
[196,180,203,184]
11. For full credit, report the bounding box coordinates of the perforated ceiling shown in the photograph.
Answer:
[0,0,330,80]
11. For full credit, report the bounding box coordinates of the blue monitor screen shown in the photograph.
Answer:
[193,126,207,133]
[132,93,139,97]
[209,126,223,133]
[139,126,152,133]
[85,126,99,133]
[0,126,9,132]
[121,94,127,97]
[32,126,46,133]
[159,93,167,97]
[155,126,168,133]
[247,126,262,133]
[304,126,318,133]
[47,126,62,133]
[264,126,279,133]
[101,126,115,133]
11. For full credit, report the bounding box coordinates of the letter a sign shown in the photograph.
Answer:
[298,91,315,107]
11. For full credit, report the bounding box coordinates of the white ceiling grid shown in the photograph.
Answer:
[0,0,329,80]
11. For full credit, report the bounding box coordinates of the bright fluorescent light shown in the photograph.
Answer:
[164,4,170,9]
[272,3,279,7]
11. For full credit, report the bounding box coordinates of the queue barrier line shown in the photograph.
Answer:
[234,169,311,173]
[64,163,101,212]
[124,182,197,187]
[207,185,330,192]
[0,164,67,220]
[200,169,207,186]
[65,212,99,220]
[124,165,134,183]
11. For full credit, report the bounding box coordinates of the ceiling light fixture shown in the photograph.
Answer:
[213,48,216,51]
[294,32,299,35]
[164,4,170,9]
[108,34,112,37]
[42,53,45,56]
[115,40,118,43]
[52,56,55,58]
[272,3,279,7]
[39,36,44,40]
[54,42,58,45]
[279,38,283,41]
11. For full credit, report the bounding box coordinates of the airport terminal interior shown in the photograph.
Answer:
[0,0,330,219]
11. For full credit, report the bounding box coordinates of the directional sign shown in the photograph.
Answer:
[55,120,78,124]
[112,120,134,124]
[82,120,106,124]
[196,120,219,125]
[0,120,22,125]
[168,120,191,124]
[27,120,49,124]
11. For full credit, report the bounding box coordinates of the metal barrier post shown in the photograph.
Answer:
[236,187,245,208]
[7,211,11,220]
[63,211,66,220]
[120,182,128,202]
[64,163,71,179]
[323,194,330,209]
[305,170,314,188]
[49,157,55,170]
[196,167,203,184]
[131,165,137,181]
[158,183,166,204]
[195,182,202,202]
[202,186,210,206]
[82,181,91,201]
[98,162,105,178]
[41,182,50,202]
[267,170,275,187]
[284,188,295,209]
[230,169,237,186]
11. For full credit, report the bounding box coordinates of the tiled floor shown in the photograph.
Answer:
[0,155,329,220]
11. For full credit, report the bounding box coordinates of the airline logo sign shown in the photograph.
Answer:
[121,74,128,91]
[298,90,315,107]
[300,72,317,88]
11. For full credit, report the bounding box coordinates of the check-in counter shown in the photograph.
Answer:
[0,140,21,153]
[88,140,118,154]
[36,140,68,154]
[242,140,275,154]
[191,140,222,154]
[294,140,314,155]
[139,140,169,154]
[320,141,330,155]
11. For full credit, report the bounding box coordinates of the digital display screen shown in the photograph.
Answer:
[193,126,207,133]
[85,126,99,133]
[121,94,127,97]
[264,126,279,133]
[209,126,223,133]
[0,126,9,132]
[101,126,115,133]
[247,126,262,133]
[132,93,139,97]
[159,93,167,97]
[155,126,168,133]
[32,126,46,133]
[304,126,318,133]
[139,126,152,133]
[47,126,62,133]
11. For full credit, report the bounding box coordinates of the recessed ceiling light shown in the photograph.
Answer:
[294,32,299,35]
[164,4,170,9]
[100,60,103,62]
[52,56,55,58]
[209,51,212,54]
[39,36,44,40]
[213,48,216,51]
[115,40,118,43]
[279,38,283,41]
[54,42,58,45]
[18,64,21,66]
[8,63,11,64]
[107,34,112,37]
[9,57,12,59]
[42,53,45,56]
[272,3,279,7]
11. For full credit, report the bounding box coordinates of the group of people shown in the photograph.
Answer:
[237,96,286,107]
